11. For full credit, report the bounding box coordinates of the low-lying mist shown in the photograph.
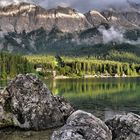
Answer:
[98,26,140,45]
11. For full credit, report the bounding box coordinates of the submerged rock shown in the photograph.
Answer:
[0,74,74,130]
[52,110,112,140]
[106,113,140,140]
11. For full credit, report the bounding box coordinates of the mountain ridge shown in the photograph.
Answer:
[0,2,92,33]
[0,2,140,55]
[0,2,140,33]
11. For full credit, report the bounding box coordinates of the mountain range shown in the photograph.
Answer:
[0,2,140,56]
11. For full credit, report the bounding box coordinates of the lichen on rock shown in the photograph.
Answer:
[106,113,140,140]
[52,110,112,140]
[0,74,74,130]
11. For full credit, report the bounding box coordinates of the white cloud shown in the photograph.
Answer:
[98,26,124,43]
[98,26,140,45]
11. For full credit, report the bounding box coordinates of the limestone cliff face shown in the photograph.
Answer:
[101,9,140,29]
[0,2,140,33]
[85,10,108,26]
[0,3,91,33]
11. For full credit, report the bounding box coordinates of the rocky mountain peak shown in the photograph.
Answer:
[46,5,86,20]
[88,10,107,19]
[0,3,91,33]
[85,10,107,26]
[100,6,140,29]
[127,0,140,10]
[0,2,140,54]
[48,6,77,15]
[0,2,39,16]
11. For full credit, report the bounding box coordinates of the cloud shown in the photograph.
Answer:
[98,26,125,43]
[98,26,140,45]
[0,0,140,12]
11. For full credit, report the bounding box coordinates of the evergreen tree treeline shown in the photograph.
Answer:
[0,52,34,79]
[25,55,140,77]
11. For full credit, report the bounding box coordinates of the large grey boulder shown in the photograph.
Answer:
[52,110,112,140]
[106,113,140,140]
[0,74,74,130]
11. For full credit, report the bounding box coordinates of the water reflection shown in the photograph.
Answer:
[0,80,8,91]
[47,77,140,120]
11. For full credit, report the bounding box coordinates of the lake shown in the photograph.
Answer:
[1,77,140,140]
[47,77,140,120]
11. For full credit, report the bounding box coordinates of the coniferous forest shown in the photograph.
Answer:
[0,52,34,79]
[1,52,140,80]
[25,55,140,78]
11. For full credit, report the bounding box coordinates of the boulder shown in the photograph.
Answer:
[106,113,140,140]
[52,110,112,140]
[0,74,74,130]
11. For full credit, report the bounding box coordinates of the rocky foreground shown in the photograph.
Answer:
[0,74,140,140]
[0,74,74,130]
[52,111,140,140]
[52,110,112,140]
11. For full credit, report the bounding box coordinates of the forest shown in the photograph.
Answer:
[0,52,34,79]
[1,52,140,80]
[25,55,140,78]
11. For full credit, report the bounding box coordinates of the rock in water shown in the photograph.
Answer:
[106,113,140,140]
[52,110,112,140]
[0,74,74,130]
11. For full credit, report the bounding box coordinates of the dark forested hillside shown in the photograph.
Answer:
[1,27,140,64]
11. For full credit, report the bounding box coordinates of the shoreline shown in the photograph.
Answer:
[1,74,140,81]
[53,75,140,80]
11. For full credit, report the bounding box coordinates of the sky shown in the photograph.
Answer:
[0,0,140,12]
